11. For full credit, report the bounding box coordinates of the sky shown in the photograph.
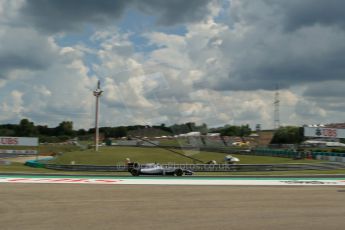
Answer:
[0,0,345,130]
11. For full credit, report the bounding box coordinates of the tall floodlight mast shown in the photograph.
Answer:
[274,86,280,130]
[93,80,103,152]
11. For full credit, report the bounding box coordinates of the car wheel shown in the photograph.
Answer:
[131,168,140,176]
[175,168,183,176]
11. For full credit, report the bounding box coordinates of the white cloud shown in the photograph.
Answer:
[0,0,24,24]
[0,90,24,122]
[1,0,345,130]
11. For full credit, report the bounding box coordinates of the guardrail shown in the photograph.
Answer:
[41,162,345,172]
[161,162,345,171]
[0,153,37,158]
[44,164,128,171]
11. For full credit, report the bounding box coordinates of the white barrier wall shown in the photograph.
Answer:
[316,155,345,162]
[0,137,38,146]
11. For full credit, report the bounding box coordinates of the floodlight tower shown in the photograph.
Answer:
[93,80,103,152]
[274,86,280,130]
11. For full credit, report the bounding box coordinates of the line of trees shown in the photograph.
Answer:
[0,119,313,145]
[0,119,78,142]
[0,119,256,142]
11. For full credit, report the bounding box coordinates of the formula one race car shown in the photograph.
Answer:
[127,162,193,176]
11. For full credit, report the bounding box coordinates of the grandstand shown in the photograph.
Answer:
[176,130,274,148]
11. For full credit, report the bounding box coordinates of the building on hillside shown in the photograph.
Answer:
[254,130,275,147]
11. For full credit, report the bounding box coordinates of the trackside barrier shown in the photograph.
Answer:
[0,153,37,158]
[44,164,128,171]
[252,148,299,158]
[24,160,46,168]
[38,162,345,172]
[316,155,345,162]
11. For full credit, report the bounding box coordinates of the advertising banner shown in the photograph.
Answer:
[304,127,345,138]
[0,137,38,146]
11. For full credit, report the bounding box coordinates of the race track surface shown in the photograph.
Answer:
[1,175,345,230]
[1,175,345,185]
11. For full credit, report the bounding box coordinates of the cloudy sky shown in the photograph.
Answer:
[1,0,345,130]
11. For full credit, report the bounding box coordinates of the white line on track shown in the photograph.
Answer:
[1,176,345,186]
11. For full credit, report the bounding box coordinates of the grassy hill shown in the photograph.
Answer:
[47,146,324,165]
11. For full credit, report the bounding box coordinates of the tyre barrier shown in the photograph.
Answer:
[24,160,46,168]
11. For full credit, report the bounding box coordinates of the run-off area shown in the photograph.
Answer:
[1,176,345,186]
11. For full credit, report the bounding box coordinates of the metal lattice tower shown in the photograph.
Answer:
[274,87,280,130]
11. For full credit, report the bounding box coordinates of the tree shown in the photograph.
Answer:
[0,128,15,136]
[199,123,208,135]
[16,119,38,136]
[186,122,196,131]
[37,125,55,136]
[271,126,304,144]
[215,124,252,137]
[99,126,127,138]
[170,123,190,135]
[113,126,127,137]
[239,124,251,137]
[77,129,87,136]
[55,121,75,136]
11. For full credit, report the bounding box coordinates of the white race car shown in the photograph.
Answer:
[127,162,193,176]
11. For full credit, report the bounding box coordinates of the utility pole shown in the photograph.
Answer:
[93,80,103,152]
[274,86,280,130]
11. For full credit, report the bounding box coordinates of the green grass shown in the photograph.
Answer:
[46,146,325,165]
[0,162,57,173]
[1,146,337,176]
[49,146,199,165]
[0,162,129,175]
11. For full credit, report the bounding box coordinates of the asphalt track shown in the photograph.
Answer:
[1,176,345,230]
[1,175,345,185]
